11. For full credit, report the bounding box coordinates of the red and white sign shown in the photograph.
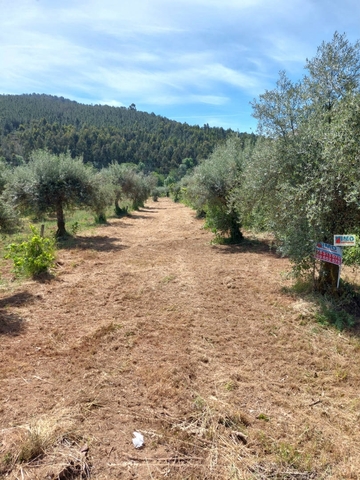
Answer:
[315,242,342,266]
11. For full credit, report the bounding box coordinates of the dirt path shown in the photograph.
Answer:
[1,198,360,479]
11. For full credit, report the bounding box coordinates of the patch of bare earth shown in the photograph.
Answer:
[1,198,360,479]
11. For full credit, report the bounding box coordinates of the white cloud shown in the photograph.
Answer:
[96,99,125,107]
[263,35,315,69]
[1,0,360,130]
[77,59,262,107]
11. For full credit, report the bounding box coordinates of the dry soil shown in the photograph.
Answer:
[1,198,360,479]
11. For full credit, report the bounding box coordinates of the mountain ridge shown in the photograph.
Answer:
[0,93,255,174]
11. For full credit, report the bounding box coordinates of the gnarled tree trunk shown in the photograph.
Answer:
[317,261,339,294]
[56,202,67,238]
[229,212,243,243]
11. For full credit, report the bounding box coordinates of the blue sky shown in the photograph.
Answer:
[1,0,360,132]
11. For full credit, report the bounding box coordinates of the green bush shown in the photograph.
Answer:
[5,226,56,277]
[315,303,356,331]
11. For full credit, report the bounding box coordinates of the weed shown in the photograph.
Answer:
[224,380,238,391]
[315,303,355,331]
[70,221,80,236]
[334,368,348,382]
[92,322,122,338]
[18,430,46,463]
[5,225,56,278]
[125,330,135,337]
[257,413,270,422]
[2,452,13,465]
[0,452,14,473]
[284,275,358,331]
[161,274,176,284]
[193,395,206,411]
[276,441,303,469]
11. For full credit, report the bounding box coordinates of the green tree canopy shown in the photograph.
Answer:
[7,150,99,237]
[185,136,247,242]
[239,32,360,292]
[105,162,156,213]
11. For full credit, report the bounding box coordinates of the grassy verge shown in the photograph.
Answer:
[283,275,360,332]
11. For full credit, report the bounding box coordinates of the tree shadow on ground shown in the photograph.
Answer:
[0,291,35,336]
[106,217,132,227]
[142,206,159,211]
[31,271,56,283]
[57,235,129,252]
[211,236,280,258]
[127,213,155,220]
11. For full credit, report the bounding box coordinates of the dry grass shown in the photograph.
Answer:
[0,408,90,479]
[1,198,360,479]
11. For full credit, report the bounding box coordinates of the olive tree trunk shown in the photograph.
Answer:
[56,202,67,238]
[317,261,339,294]
[229,211,243,243]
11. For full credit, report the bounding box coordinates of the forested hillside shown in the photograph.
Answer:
[0,94,255,173]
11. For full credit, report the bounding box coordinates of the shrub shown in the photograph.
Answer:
[0,196,21,233]
[5,226,56,277]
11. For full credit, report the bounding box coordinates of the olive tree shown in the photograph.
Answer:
[7,150,100,237]
[106,162,155,213]
[0,160,20,232]
[118,166,146,210]
[304,31,360,117]
[88,170,114,223]
[186,137,245,242]
[0,197,20,233]
[240,32,360,292]
[105,162,128,215]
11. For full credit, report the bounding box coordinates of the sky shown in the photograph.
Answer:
[1,0,360,132]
